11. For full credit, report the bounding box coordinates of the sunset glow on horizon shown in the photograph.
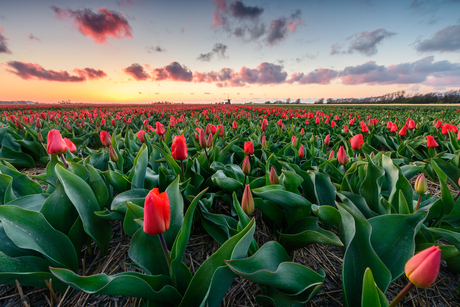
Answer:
[1,0,459,104]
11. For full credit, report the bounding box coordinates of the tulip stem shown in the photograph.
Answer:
[244,175,247,187]
[158,233,171,269]
[415,194,423,211]
[388,282,414,307]
[204,147,210,164]
[343,165,347,174]
[180,160,185,181]
[59,153,69,169]
[454,191,460,202]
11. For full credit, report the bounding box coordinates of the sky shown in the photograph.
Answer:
[0,0,460,104]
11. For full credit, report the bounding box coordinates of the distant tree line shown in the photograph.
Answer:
[315,89,460,104]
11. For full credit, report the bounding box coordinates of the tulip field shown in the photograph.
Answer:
[1,103,460,306]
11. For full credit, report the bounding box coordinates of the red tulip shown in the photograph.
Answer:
[261,134,267,148]
[405,246,441,288]
[391,123,398,133]
[143,119,149,130]
[343,125,349,133]
[328,150,334,160]
[408,119,415,129]
[109,145,118,162]
[156,121,165,135]
[210,124,217,135]
[217,124,225,136]
[64,138,77,153]
[338,146,348,165]
[171,134,188,160]
[269,167,279,184]
[361,121,369,133]
[350,134,364,150]
[298,145,305,159]
[291,135,297,147]
[399,126,407,136]
[144,188,171,235]
[242,155,251,175]
[35,118,42,129]
[324,134,330,146]
[137,130,146,143]
[100,131,112,147]
[426,135,439,148]
[435,120,442,129]
[244,141,254,155]
[300,128,305,136]
[198,128,207,148]
[47,129,67,155]
[261,118,268,131]
[232,121,238,130]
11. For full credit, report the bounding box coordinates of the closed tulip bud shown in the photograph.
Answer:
[269,167,279,184]
[232,121,238,130]
[171,134,188,160]
[35,118,42,129]
[241,184,254,215]
[207,133,213,147]
[143,119,149,130]
[47,129,67,155]
[244,141,254,155]
[291,135,297,147]
[426,135,439,148]
[109,145,118,163]
[399,126,407,136]
[217,124,225,136]
[15,120,24,130]
[337,146,348,165]
[65,121,72,131]
[415,173,428,194]
[350,134,364,150]
[100,131,112,147]
[64,138,77,154]
[261,118,268,131]
[199,128,207,148]
[210,124,217,135]
[405,246,441,288]
[137,130,146,143]
[205,123,211,135]
[298,145,305,159]
[324,134,330,146]
[328,150,335,160]
[144,188,171,235]
[37,131,44,143]
[155,121,165,135]
[300,128,305,136]
[261,134,267,148]
[242,155,251,175]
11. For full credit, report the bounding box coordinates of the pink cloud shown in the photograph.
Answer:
[52,7,132,44]
[123,63,150,80]
[152,62,193,81]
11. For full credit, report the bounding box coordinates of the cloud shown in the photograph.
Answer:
[0,27,11,54]
[146,46,165,53]
[197,43,228,61]
[204,92,211,94]
[415,24,460,52]
[266,10,303,45]
[28,33,41,42]
[152,62,193,81]
[116,0,143,8]
[339,56,460,86]
[229,1,264,19]
[5,61,106,82]
[123,63,150,80]
[287,68,338,84]
[52,6,132,44]
[347,28,396,56]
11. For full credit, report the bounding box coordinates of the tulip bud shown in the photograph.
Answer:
[242,155,251,175]
[337,146,348,165]
[47,129,67,155]
[328,150,335,160]
[244,141,254,155]
[298,145,305,159]
[324,134,330,146]
[207,133,213,147]
[269,167,279,185]
[35,118,42,129]
[350,134,364,150]
[171,134,188,160]
[109,145,118,163]
[37,131,44,143]
[199,128,207,148]
[137,130,146,143]
[414,174,428,195]
[300,128,305,136]
[144,188,171,235]
[291,135,297,147]
[65,121,72,131]
[64,138,77,154]
[426,135,439,148]
[261,134,267,148]
[241,184,254,215]
[15,120,24,130]
[232,121,238,130]
[100,131,112,147]
[405,246,441,288]
[143,119,149,131]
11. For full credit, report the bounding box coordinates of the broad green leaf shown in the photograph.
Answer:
[338,203,391,307]
[431,160,455,216]
[5,193,48,212]
[0,146,35,168]
[87,165,109,209]
[163,176,184,248]
[359,156,385,214]
[369,211,427,281]
[110,189,149,214]
[308,171,337,207]
[40,180,76,234]
[381,155,413,213]
[0,165,43,197]
[211,170,243,192]
[0,205,78,271]
[51,268,182,303]
[151,143,182,178]
[55,164,112,255]
[312,204,341,230]
[129,143,148,189]
[427,227,460,252]
[102,170,130,194]
[361,268,389,307]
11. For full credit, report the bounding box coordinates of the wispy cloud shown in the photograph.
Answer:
[52,6,132,44]
[415,24,460,52]
[5,61,107,82]
[197,43,228,62]
[331,28,396,56]
[0,27,12,54]
[146,46,165,53]
[266,10,303,46]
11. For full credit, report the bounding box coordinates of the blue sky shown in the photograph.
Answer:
[0,0,459,103]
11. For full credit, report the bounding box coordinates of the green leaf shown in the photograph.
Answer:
[0,251,68,293]
[0,165,43,197]
[111,189,149,214]
[211,170,243,192]
[151,143,182,177]
[163,176,184,248]
[312,204,341,230]
[336,191,377,219]
[129,143,149,189]
[0,173,14,204]
[427,227,460,252]
[0,205,78,271]
[6,193,48,212]
[431,160,455,216]
[102,170,130,194]
[226,241,325,295]
[87,165,109,210]
[55,164,112,255]
[369,211,427,282]
[361,268,389,307]
[279,217,343,252]
[308,170,337,207]
[40,180,75,234]
[359,156,385,214]
[279,170,304,194]
[337,202,391,307]
[51,268,182,303]
[381,155,413,213]
[253,185,311,225]
[0,146,35,168]
[178,218,256,307]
